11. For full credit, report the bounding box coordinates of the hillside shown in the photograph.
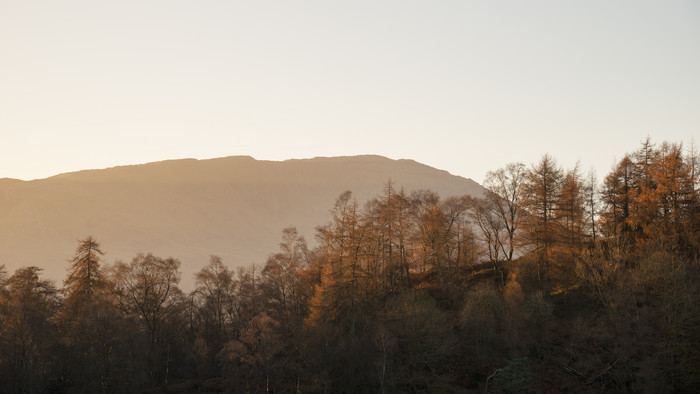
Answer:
[0,155,483,288]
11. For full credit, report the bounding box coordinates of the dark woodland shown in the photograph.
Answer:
[1,139,698,393]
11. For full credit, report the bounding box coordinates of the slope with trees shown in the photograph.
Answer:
[0,139,697,393]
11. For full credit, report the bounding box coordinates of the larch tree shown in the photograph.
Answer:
[410,190,443,275]
[600,155,635,240]
[553,164,588,285]
[583,168,599,243]
[314,191,364,333]
[367,181,412,291]
[686,140,700,254]
[600,140,699,256]
[522,154,563,285]
[64,236,104,304]
[651,142,696,250]
[557,164,586,255]
[60,237,126,393]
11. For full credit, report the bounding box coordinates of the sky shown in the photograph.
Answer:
[1,0,698,184]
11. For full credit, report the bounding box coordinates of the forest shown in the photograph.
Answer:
[0,139,698,393]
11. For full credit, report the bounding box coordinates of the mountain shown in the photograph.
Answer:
[0,155,484,289]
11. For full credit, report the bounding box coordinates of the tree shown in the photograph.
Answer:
[0,267,59,393]
[583,168,599,243]
[64,236,104,305]
[410,190,443,275]
[0,264,7,292]
[686,140,700,255]
[234,264,263,328]
[191,255,236,376]
[556,164,586,270]
[440,196,477,276]
[110,253,183,383]
[522,154,563,284]
[600,140,699,256]
[601,155,634,240]
[60,237,131,393]
[381,292,456,391]
[468,196,507,286]
[219,312,282,392]
[483,162,527,261]
[410,192,475,285]
[650,142,696,251]
[314,191,365,333]
[261,227,311,325]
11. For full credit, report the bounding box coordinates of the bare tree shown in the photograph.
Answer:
[483,162,527,261]
[110,253,183,383]
[468,196,506,286]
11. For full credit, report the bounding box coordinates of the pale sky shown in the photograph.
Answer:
[1,1,698,184]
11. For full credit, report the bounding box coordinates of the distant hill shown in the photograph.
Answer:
[0,155,484,289]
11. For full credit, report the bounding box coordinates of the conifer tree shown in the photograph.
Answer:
[522,154,563,284]
[64,236,104,304]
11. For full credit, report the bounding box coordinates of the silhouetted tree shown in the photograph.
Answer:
[59,237,132,393]
[110,253,183,384]
[64,236,104,304]
[468,196,507,286]
[0,267,59,393]
[191,255,236,376]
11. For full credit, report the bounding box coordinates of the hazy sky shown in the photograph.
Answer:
[1,1,698,184]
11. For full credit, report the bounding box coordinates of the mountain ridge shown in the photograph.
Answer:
[0,155,483,289]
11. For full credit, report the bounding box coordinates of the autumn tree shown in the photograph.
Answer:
[313,191,365,333]
[410,192,475,286]
[583,168,599,243]
[0,264,6,295]
[686,140,700,254]
[522,154,563,285]
[366,182,413,292]
[410,190,444,275]
[601,154,634,240]
[556,164,587,282]
[600,140,699,256]
[64,236,105,304]
[650,142,696,252]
